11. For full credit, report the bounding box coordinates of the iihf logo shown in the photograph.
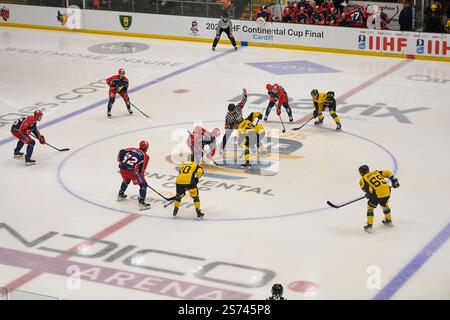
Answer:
[416,39,424,54]
[358,35,366,49]
[0,6,9,21]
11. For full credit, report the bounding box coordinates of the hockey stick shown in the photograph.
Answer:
[148,185,176,201]
[31,134,69,152]
[130,103,151,118]
[278,115,286,133]
[292,114,313,131]
[326,196,366,209]
[164,200,175,208]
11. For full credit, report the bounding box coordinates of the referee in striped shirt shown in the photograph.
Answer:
[212,12,238,51]
[221,88,247,153]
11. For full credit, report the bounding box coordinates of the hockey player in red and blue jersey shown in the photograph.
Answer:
[264,83,293,122]
[187,126,221,163]
[10,110,45,166]
[117,140,151,210]
[348,4,367,28]
[106,68,132,117]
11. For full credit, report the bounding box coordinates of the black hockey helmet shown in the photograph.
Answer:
[228,103,236,112]
[271,284,283,295]
[359,165,370,175]
[326,91,335,98]
[311,89,319,96]
[222,12,229,19]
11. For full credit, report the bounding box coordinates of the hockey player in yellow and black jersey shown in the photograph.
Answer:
[359,165,400,233]
[173,161,204,219]
[237,111,266,169]
[311,89,342,131]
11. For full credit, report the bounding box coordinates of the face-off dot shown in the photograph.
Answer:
[288,281,318,294]
[173,89,190,94]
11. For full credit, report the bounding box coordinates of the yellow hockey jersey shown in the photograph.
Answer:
[359,170,394,198]
[176,162,204,186]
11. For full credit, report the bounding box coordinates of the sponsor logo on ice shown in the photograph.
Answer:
[246,60,341,75]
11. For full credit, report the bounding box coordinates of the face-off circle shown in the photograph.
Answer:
[57,121,397,221]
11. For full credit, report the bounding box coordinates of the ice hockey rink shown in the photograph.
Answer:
[0,26,449,300]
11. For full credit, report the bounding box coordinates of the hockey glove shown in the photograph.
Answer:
[242,88,247,96]
[257,113,263,120]
[276,107,281,116]
[313,109,318,118]
[391,177,400,188]
[38,135,46,145]
[365,192,371,199]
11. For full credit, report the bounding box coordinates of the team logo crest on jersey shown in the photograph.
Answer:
[120,15,132,30]
[57,10,68,26]
[1,6,10,21]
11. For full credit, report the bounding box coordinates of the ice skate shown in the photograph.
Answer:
[138,198,151,211]
[117,191,127,201]
[14,151,24,158]
[25,157,36,166]
[314,118,323,125]
[363,224,373,234]
[196,209,204,220]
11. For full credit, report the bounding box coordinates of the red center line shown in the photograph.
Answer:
[2,214,140,295]
[293,59,412,124]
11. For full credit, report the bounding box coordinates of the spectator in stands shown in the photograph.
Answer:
[338,12,351,27]
[306,0,316,16]
[321,0,335,16]
[296,7,311,24]
[399,2,413,31]
[425,2,444,32]
[379,7,391,29]
[325,7,340,26]
[282,6,295,23]
[253,5,273,22]
[333,0,348,14]
[310,6,325,25]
